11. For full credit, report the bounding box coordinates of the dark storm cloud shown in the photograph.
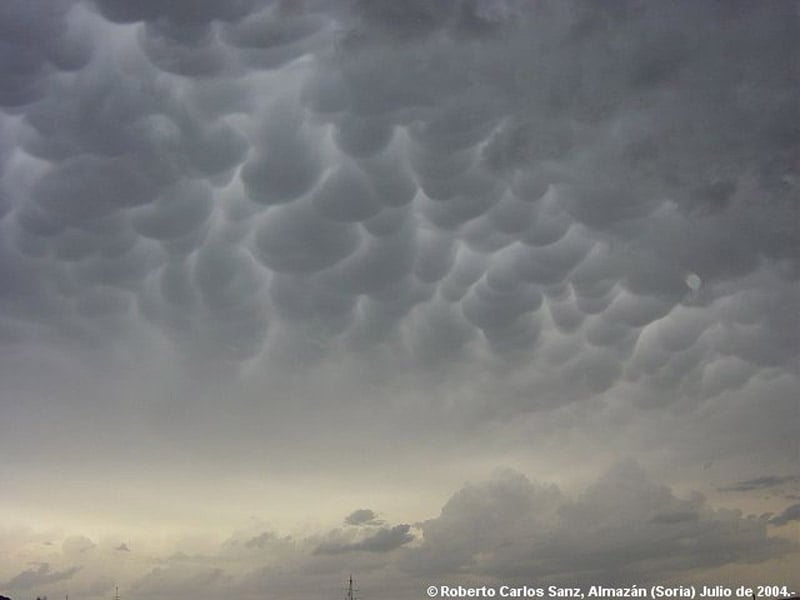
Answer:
[344,508,382,527]
[244,532,275,549]
[648,511,699,525]
[770,504,800,527]
[5,563,81,590]
[314,524,415,555]
[720,476,800,493]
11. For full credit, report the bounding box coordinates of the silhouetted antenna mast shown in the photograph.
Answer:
[346,575,359,600]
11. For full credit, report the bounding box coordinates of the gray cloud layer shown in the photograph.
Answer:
[5,563,81,591]
[5,464,795,600]
[402,463,795,584]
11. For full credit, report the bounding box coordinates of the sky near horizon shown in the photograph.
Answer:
[0,1,799,599]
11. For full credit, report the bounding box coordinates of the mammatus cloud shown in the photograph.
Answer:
[0,0,796,385]
[0,2,798,599]
[0,2,797,505]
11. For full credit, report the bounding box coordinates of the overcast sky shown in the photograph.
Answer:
[1,1,799,599]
